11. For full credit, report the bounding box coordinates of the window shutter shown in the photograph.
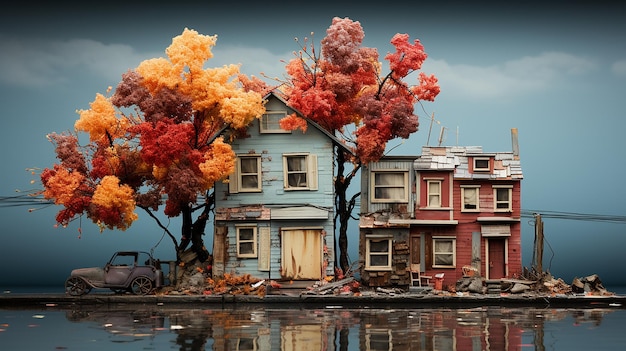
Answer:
[308,154,318,190]
[229,159,239,193]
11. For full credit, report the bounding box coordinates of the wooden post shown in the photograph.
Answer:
[534,213,544,274]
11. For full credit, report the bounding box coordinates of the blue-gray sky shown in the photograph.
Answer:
[1,1,625,288]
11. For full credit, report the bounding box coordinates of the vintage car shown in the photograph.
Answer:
[65,251,164,296]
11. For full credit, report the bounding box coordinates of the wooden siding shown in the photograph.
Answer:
[213,94,337,280]
[360,143,523,288]
[360,157,416,216]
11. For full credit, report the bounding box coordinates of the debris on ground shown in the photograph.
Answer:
[303,277,358,295]
[571,274,613,296]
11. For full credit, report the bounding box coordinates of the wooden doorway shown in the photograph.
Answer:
[487,237,506,279]
[281,228,322,280]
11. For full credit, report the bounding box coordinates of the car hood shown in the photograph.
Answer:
[70,267,105,282]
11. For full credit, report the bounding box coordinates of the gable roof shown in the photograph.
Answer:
[264,91,354,155]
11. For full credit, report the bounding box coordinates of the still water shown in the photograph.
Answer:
[1,303,625,350]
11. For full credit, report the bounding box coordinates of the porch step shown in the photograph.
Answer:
[485,279,502,294]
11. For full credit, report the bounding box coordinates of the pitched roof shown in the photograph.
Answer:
[414,146,523,180]
[264,91,353,155]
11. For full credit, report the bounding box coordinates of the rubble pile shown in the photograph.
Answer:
[571,274,613,296]
[542,277,572,295]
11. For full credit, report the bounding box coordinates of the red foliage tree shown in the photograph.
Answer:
[280,18,440,271]
[39,29,265,261]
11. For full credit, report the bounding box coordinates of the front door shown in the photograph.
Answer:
[488,238,506,279]
[281,228,322,280]
[410,235,421,267]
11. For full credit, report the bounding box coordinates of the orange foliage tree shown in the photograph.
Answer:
[39,28,265,260]
[278,17,440,271]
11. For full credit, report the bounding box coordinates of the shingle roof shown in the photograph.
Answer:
[414,146,523,180]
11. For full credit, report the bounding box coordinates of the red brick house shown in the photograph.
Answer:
[359,131,523,289]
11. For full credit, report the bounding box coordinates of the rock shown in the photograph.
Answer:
[510,283,530,294]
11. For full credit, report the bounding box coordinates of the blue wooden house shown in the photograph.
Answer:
[212,92,346,282]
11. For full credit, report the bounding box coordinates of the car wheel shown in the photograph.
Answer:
[65,277,90,296]
[130,276,153,295]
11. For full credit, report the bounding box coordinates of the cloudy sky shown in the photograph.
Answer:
[1,1,625,289]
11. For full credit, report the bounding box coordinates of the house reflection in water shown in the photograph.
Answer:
[65,306,614,351]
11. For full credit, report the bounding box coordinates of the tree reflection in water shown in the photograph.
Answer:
[64,305,619,350]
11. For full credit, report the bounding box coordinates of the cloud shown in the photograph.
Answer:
[210,45,292,82]
[0,35,291,90]
[611,60,626,77]
[0,35,156,88]
[423,52,596,100]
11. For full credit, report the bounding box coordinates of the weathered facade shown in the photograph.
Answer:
[212,92,342,281]
[359,132,523,289]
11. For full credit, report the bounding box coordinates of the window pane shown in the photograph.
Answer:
[428,181,441,207]
[429,194,440,207]
[435,240,452,252]
[240,158,257,173]
[369,240,389,253]
[375,187,404,199]
[239,228,254,241]
[287,156,306,172]
[435,254,453,266]
[370,255,389,266]
[286,155,308,188]
[464,188,477,209]
[239,242,254,254]
[496,189,509,201]
[241,175,258,189]
[475,159,489,169]
[375,173,403,186]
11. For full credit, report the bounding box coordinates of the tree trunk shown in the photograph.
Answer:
[178,194,213,263]
[334,150,360,273]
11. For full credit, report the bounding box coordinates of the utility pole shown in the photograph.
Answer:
[533,213,544,275]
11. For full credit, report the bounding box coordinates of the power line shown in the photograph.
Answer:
[3,194,626,225]
[521,209,626,224]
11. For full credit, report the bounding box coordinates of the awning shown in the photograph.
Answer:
[481,224,511,237]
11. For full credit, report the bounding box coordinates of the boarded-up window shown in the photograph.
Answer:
[281,228,322,280]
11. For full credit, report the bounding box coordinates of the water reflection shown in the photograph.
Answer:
[57,305,622,350]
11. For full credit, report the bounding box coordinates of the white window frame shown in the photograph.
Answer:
[432,237,456,268]
[473,157,490,172]
[427,180,442,208]
[229,155,262,193]
[493,185,513,212]
[236,224,257,258]
[461,185,480,212]
[259,110,290,133]
[371,170,409,203]
[365,237,392,270]
[283,153,318,190]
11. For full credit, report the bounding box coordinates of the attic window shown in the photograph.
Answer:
[260,111,290,133]
[473,157,490,172]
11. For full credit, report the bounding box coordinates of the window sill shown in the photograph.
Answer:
[364,267,392,271]
[419,207,453,211]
